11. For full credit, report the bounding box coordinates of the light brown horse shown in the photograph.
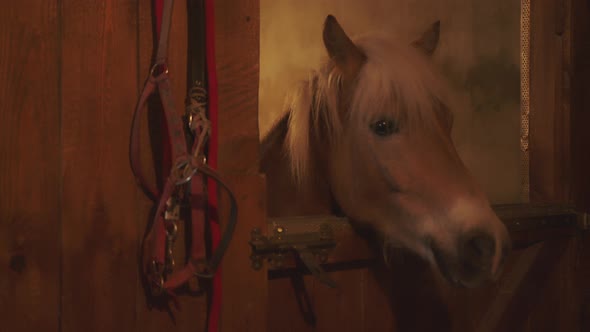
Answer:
[260,15,511,288]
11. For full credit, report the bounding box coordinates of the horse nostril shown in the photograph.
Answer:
[463,232,495,263]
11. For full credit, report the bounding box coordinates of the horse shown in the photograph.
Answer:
[260,14,511,288]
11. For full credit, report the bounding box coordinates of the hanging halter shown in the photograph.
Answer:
[129,0,236,328]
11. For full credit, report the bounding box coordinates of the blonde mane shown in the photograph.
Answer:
[284,32,455,185]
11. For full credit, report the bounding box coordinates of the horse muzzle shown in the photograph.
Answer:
[431,228,511,288]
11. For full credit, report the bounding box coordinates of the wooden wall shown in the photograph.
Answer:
[0,0,266,331]
[0,2,61,331]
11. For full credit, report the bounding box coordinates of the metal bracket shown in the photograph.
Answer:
[249,223,338,288]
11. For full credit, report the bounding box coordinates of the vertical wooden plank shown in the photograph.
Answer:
[217,175,267,332]
[268,276,315,332]
[313,270,364,332]
[214,0,268,331]
[529,0,557,202]
[528,238,578,332]
[362,267,396,332]
[571,0,590,210]
[0,2,60,331]
[578,233,590,332]
[60,1,139,331]
[215,0,261,173]
[571,0,590,331]
[386,255,452,332]
[529,0,576,203]
[555,0,572,203]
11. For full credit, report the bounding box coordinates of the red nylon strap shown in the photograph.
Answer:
[204,0,221,330]
[155,0,163,39]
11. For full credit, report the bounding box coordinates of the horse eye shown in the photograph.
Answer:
[371,120,397,136]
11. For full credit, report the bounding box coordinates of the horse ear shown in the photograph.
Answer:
[323,15,367,80]
[412,21,440,56]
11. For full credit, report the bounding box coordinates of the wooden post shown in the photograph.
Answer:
[214,0,268,331]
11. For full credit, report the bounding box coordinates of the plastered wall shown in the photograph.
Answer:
[259,0,522,203]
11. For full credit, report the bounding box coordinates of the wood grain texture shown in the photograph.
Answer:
[492,239,570,331]
[571,1,590,331]
[473,244,543,332]
[555,0,572,203]
[526,238,577,332]
[578,233,590,332]
[214,0,268,331]
[268,276,315,332]
[218,174,268,332]
[0,1,60,331]
[60,1,139,331]
[571,0,590,210]
[215,0,261,174]
[313,270,364,332]
[267,269,373,332]
[529,0,570,203]
[362,267,396,332]
[529,0,557,202]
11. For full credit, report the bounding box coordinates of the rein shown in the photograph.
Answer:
[129,0,237,325]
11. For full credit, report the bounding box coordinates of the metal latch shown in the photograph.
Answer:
[249,223,338,288]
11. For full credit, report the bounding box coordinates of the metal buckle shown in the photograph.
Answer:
[185,258,209,294]
[172,155,207,185]
[164,197,180,221]
[148,260,165,296]
[186,81,208,131]
[192,258,214,278]
[150,62,169,78]
[164,221,177,273]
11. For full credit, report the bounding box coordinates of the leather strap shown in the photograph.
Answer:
[156,0,174,62]
[202,0,223,329]
[129,0,237,301]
